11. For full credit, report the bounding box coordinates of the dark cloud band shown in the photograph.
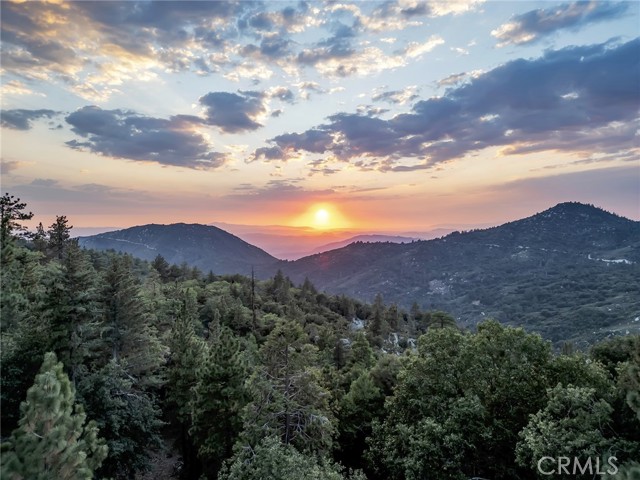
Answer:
[65,106,228,169]
[1,109,59,130]
[254,38,639,169]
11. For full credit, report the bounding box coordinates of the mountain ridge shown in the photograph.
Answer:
[78,202,640,344]
[78,222,278,276]
[280,202,640,344]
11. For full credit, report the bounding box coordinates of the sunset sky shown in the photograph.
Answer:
[1,0,639,234]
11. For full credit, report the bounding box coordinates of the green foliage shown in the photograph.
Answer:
[189,326,250,477]
[336,370,384,473]
[101,255,165,383]
[219,436,361,480]
[516,384,618,479]
[166,294,207,425]
[44,241,103,381]
[0,193,33,249]
[241,319,335,455]
[369,321,555,480]
[425,310,458,330]
[1,352,107,480]
[47,215,72,260]
[2,196,639,480]
[76,360,163,479]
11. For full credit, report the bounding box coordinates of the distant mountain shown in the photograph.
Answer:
[310,235,419,255]
[282,202,640,344]
[211,222,457,259]
[78,223,278,276]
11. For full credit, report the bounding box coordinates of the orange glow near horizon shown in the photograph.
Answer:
[290,203,352,230]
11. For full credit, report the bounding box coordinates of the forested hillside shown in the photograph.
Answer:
[282,202,640,345]
[2,194,640,480]
[78,223,279,276]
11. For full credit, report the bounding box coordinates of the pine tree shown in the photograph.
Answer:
[367,294,387,345]
[166,290,207,476]
[189,326,250,477]
[101,255,164,384]
[32,222,48,254]
[1,352,107,480]
[76,360,163,479]
[241,319,334,455]
[47,215,72,260]
[336,371,384,472]
[151,254,170,281]
[44,241,102,382]
[427,310,458,329]
[0,193,33,250]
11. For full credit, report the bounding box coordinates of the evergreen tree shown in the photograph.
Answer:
[336,371,384,473]
[332,338,347,370]
[1,244,47,432]
[367,294,387,345]
[101,255,164,383]
[241,319,334,455]
[426,310,458,329]
[300,277,317,303]
[189,326,250,477]
[32,222,48,254]
[47,215,72,260]
[1,352,107,480]
[151,254,170,281]
[0,193,33,249]
[76,360,163,479]
[166,291,207,475]
[269,270,292,305]
[44,241,102,382]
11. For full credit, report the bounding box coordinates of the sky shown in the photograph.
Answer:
[1,0,639,234]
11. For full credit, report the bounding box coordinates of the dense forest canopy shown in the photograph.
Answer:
[1,194,639,480]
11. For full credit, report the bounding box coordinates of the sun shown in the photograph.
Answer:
[290,203,351,230]
[314,208,330,227]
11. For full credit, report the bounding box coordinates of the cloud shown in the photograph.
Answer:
[5,179,160,214]
[30,178,59,187]
[1,160,28,175]
[268,86,295,103]
[437,72,468,87]
[65,106,228,169]
[355,1,485,32]
[295,29,443,78]
[1,109,59,130]
[295,82,327,100]
[253,39,640,170]
[0,1,478,98]
[492,1,630,47]
[372,86,420,104]
[400,36,445,58]
[199,91,267,133]
[222,179,335,203]
[1,80,44,97]
[0,1,252,98]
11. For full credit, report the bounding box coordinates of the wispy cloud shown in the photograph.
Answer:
[492,1,630,47]
[0,1,464,100]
